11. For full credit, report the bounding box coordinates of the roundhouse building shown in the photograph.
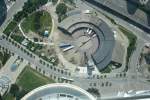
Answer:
[58,12,115,70]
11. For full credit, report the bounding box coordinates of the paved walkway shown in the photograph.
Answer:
[1,34,150,98]
[0,55,28,83]
[18,22,54,45]
[1,0,150,98]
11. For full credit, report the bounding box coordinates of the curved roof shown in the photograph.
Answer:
[58,12,115,70]
[21,83,96,100]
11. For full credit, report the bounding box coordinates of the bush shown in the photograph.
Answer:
[3,21,17,36]
[13,11,27,22]
[16,89,28,100]
[87,88,100,97]
[23,0,48,13]
[56,3,67,16]
[9,84,19,97]
[13,0,48,22]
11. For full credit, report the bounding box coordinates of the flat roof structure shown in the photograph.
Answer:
[58,11,115,70]
[21,83,96,100]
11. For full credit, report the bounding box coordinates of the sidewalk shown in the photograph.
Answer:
[0,55,28,83]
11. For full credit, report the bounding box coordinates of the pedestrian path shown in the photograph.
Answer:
[0,55,28,83]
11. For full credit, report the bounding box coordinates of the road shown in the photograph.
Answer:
[82,0,150,72]
[83,0,150,41]
[0,0,150,99]
[74,0,150,98]
[0,54,28,95]
[84,0,150,33]
[0,35,71,79]
[0,34,148,95]
[0,34,150,98]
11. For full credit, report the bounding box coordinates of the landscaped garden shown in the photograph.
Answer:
[3,21,18,36]
[3,66,55,100]
[56,3,69,22]
[16,66,55,91]
[10,26,25,43]
[3,0,49,35]
[21,10,52,37]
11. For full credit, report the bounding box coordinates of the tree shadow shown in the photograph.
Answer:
[0,0,7,26]
[126,0,138,15]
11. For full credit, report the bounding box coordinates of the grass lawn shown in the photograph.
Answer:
[11,35,25,43]
[21,11,52,36]
[16,66,55,92]
[3,21,17,36]
[119,25,137,71]
[3,66,55,100]
[10,27,25,43]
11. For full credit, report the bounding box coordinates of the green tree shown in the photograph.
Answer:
[23,0,48,14]
[13,11,27,22]
[87,88,100,97]
[56,3,67,16]
[23,2,36,14]
[0,94,2,100]
[16,89,28,100]
[9,84,20,97]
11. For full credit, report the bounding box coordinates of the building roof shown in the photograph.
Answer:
[58,12,115,70]
[21,83,96,100]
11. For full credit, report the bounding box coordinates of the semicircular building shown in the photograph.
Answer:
[21,83,96,100]
[58,11,115,70]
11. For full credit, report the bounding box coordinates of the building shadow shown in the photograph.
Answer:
[147,14,150,26]
[126,0,138,15]
[0,0,7,26]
